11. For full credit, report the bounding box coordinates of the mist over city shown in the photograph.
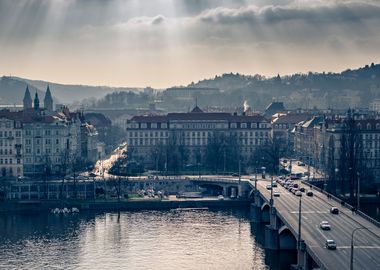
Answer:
[0,1,380,270]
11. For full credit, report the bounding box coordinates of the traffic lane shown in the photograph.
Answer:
[259,183,380,269]
[273,189,357,269]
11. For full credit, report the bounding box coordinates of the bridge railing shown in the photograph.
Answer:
[302,180,380,228]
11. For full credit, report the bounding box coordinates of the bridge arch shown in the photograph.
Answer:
[226,185,238,198]
[199,184,223,196]
[261,203,270,223]
[278,225,297,250]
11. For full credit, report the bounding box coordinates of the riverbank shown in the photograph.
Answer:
[0,198,251,213]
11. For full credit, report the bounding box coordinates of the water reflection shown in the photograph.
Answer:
[0,209,269,270]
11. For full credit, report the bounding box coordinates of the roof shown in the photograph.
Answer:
[265,102,285,112]
[272,113,312,124]
[129,112,269,123]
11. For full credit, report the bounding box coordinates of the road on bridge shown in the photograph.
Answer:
[253,178,380,270]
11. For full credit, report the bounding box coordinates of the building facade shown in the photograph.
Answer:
[126,106,271,166]
[0,116,23,177]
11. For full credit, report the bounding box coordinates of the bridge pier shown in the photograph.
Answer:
[250,204,262,222]
[291,241,310,270]
[265,207,282,250]
[265,225,279,250]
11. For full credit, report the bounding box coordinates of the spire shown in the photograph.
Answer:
[34,92,40,111]
[44,84,53,111]
[23,85,32,109]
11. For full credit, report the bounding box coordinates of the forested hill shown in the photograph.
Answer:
[188,63,380,110]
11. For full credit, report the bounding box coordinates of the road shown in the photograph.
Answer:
[253,179,380,270]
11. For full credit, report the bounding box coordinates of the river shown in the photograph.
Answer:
[0,208,296,270]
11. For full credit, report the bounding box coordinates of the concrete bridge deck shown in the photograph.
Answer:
[251,178,380,270]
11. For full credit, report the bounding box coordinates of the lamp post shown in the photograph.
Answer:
[297,195,303,265]
[350,227,368,270]
[270,175,274,206]
[357,172,360,211]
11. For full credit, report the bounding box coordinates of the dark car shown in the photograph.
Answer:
[306,191,313,197]
[325,239,337,250]
[299,187,305,192]
[330,207,339,214]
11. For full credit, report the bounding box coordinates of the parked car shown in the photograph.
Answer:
[218,195,224,200]
[266,184,272,190]
[325,239,337,250]
[273,192,280,197]
[272,181,278,187]
[299,187,305,192]
[295,191,302,196]
[330,207,339,214]
[293,183,299,188]
[320,221,331,230]
[298,162,306,166]
[306,191,314,197]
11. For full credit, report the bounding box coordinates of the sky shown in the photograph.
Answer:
[0,0,380,88]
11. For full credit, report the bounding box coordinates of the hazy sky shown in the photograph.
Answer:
[0,0,379,88]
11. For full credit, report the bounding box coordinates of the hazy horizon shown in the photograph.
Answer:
[1,0,380,88]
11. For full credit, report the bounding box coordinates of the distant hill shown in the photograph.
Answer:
[188,63,380,110]
[0,76,143,105]
[0,76,46,105]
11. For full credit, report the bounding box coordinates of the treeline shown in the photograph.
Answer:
[124,132,290,175]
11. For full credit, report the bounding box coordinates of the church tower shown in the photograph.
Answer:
[23,85,32,110]
[34,93,40,111]
[44,85,53,112]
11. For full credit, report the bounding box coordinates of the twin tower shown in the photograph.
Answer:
[23,85,53,112]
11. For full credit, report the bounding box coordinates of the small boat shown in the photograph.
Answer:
[71,207,80,213]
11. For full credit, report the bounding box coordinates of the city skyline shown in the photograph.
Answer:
[1,0,380,88]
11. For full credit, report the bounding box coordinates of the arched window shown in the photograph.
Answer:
[367,123,371,130]
[357,123,362,130]
[376,123,380,130]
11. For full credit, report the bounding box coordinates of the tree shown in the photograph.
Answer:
[250,137,287,174]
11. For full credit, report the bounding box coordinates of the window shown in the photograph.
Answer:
[230,123,237,128]
[17,159,20,164]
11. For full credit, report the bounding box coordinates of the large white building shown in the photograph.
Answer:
[126,106,271,166]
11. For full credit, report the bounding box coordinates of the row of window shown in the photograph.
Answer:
[0,130,21,138]
[25,138,61,145]
[128,138,268,146]
[25,148,62,155]
[0,149,21,155]
[0,158,21,164]
[24,156,61,164]
[25,129,64,136]
[128,131,270,138]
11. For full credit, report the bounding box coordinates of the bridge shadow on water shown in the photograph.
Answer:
[251,222,297,270]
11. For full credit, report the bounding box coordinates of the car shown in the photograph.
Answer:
[218,195,224,200]
[266,184,272,190]
[306,191,313,197]
[320,221,331,230]
[325,239,337,250]
[299,187,305,192]
[330,207,339,214]
[295,191,302,196]
[293,183,299,188]
[273,192,280,197]
[272,182,278,187]
[298,162,306,166]
[231,173,239,177]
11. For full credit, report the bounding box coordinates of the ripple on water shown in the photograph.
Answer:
[0,209,269,270]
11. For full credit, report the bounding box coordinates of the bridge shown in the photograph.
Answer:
[249,177,380,270]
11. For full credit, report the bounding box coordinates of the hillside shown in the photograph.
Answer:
[0,76,46,105]
[0,76,143,105]
[189,63,380,110]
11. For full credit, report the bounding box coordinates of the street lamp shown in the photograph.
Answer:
[297,195,303,265]
[357,172,360,211]
[350,227,368,270]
